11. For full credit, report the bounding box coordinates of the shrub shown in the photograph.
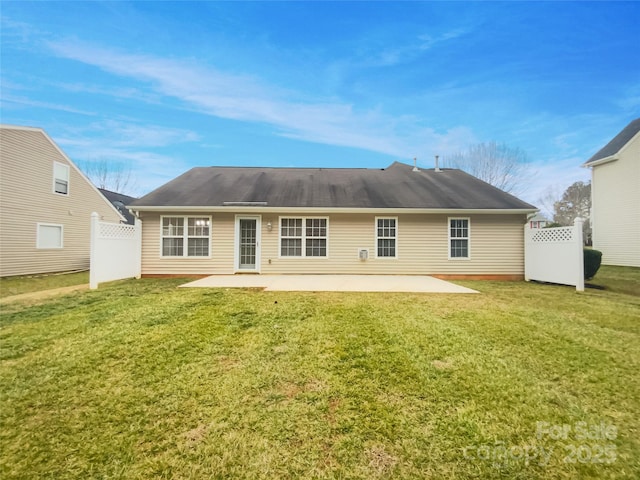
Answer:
[584,249,602,280]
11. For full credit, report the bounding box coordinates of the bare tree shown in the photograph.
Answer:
[536,185,562,220]
[443,142,533,195]
[552,181,592,245]
[79,158,137,195]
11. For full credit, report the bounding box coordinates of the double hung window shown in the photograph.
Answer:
[161,216,211,257]
[376,217,397,258]
[449,218,470,259]
[280,217,327,257]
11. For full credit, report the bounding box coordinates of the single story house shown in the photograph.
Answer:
[128,161,536,279]
[528,213,550,229]
[582,118,640,267]
[0,125,125,277]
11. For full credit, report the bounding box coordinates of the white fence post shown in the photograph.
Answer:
[90,212,99,289]
[575,217,585,292]
[524,222,531,282]
[134,216,142,280]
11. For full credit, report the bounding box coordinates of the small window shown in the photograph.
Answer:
[161,216,210,257]
[449,218,470,259]
[53,162,70,195]
[376,217,397,258]
[280,217,328,257]
[37,223,63,249]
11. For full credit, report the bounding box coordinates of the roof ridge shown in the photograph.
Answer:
[194,164,397,171]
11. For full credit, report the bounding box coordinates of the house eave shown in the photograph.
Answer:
[130,205,537,215]
[582,155,619,168]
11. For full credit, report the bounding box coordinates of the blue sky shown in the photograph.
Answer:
[2,1,639,210]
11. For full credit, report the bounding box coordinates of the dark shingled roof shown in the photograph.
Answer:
[584,118,640,165]
[99,188,137,224]
[130,161,536,210]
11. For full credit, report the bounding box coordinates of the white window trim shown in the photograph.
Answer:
[36,223,64,249]
[278,216,329,259]
[160,215,212,258]
[448,217,471,260]
[53,161,70,196]
[375,216,398,259]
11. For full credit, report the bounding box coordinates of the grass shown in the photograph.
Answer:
[0,267,638,479]
[0,271,89,298]
[588,265,640,297]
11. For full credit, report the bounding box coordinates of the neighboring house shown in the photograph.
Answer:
[128,162,537,279]
[528,213,549,229]
[0,125,124,277]
[583,118,640,267]
[98,188,137,225]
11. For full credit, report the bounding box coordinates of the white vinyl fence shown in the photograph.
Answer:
[90,212,141,289]
[524,218,584,291]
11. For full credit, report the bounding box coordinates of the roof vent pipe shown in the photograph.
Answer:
[412,157,419,172]
[435,155,442,172]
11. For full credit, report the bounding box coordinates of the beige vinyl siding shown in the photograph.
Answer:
[139,211,527,275]
[591,134,640,267]
[0,127,122,277]
[263,213,525,275]
[139,212,235,275]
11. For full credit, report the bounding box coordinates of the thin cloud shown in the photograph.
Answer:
[0,95,96,116]
[616,83,640,113]
[46,39,474,159]
[358,28,469,68]
[53,120,201,196]
[418,28,468,50]
[0,16,42,44]
[56,140,191,197]
[57,120,200,148]
[99,121,200,147]
[55,81,162,104]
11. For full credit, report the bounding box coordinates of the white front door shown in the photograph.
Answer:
[235,216,261,272]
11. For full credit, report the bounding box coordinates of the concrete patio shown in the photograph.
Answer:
[180,274,478,293]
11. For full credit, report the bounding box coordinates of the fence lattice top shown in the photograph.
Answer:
[98,222,136,239]
[530,226,574,243]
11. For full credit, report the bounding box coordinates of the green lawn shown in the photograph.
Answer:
[1,267,638,479]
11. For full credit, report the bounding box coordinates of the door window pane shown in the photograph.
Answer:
[239,219,257,268]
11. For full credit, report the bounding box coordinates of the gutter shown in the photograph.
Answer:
[582,155,618,168]
[129,206,537,215]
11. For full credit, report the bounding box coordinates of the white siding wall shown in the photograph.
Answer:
[139,211,527,276]
[0,127,122,277]
[591,134,640,267]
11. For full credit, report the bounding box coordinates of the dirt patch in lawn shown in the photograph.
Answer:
[0,284,89,305]
[367,444,398,474]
